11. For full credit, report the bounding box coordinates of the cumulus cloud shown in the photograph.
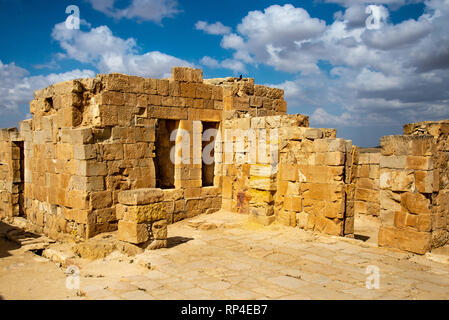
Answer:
[0,60,94,113]
[200,56,246,74]
[323,0,424,9]
[224,4,327,73]
[207,1,448,145]
[195,21,231,35]
[362,18,432,49]
[334,5,369,29]
[87,0,179,23]
[51,21,192,78]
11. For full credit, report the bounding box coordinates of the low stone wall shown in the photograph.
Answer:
[219,114,356,237]
[117,188,167,249]
[162,187,221,224]
[354,149,380,217]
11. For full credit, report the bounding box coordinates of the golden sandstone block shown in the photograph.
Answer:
[118,220,149,244]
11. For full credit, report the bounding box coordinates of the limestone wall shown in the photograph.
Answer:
[277,127,356,236]
[354,149,380,217]
[0,128,23,220]
[11,67,286,240]
[218,114,356,236]
[403,121,449,249]
[378,133,445,254]
[3,66,447,253]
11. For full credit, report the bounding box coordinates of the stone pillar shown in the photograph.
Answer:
[378,135,436,254]
[117,188,167,249]
[248,164,276,225]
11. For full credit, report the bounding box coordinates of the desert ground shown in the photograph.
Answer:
[1,210,449,300]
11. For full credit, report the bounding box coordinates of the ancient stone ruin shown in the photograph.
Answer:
[0,67,448,255]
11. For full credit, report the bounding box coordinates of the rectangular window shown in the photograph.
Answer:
[201,122,219,187]
[155,119,179,189]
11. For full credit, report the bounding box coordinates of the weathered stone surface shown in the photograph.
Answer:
[380,169,414,192]
[118,221,149,244]
[118,189,164,205]
[378,226,432,255]
[122,202,165,223]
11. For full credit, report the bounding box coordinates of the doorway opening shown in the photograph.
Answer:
[155,119,179,189]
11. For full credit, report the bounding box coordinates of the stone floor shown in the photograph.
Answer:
[1,211,449,300]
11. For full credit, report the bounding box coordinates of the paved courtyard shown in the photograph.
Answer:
[1,211,449,300]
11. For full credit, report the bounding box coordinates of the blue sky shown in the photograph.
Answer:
[0,0,448,147]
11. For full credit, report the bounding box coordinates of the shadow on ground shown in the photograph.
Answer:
[354,234,370,242]
[0,221,20,258]
[0,220,41,258]
[167,236,194,248]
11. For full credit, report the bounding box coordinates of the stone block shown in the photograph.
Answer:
[314,216,343,236]
[249,176,277,191]
[118,188,164,205]
[70,176,105,192]
[355,188,379,202]
[400,192,431,215]
[163,189,184,201]
[123,202,165,223]
[297,165,344,184]
[151,220,167,240]
[249,189,274,203]
[118,221,149,244]
[100,91,124,105]
[283,196,302,212]
[149,106,188,120]
[378,226,431,255]
[73,145,96,160]
[102,144,124,161]
[380,168,414,192]
[157,79,169,96]
[76,160,107,176]
[406,156,433,170]
[380,190,401,212]
[409,136,434,156]
[380,135,410,156]
[380,155,407,169]
[277,210,297,227]
[302,182,344,202]
[355,178,378,190]
[98,105,118,126]
[90,191,113,210]
[414,170,434,194]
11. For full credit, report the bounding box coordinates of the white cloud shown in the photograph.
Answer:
[200,56,220,68]
[223,4,326,73]
[0,60,94,113]
[323,0,424,9]
[195,1,449,137]
[51,21,192,78]
[200,56,246,74]
[362,18,432,49]
[195,21,231,35]
[334,5,368,28]
[87,0,179,23]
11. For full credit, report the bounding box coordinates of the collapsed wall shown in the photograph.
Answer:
[1,66,447,254]
[5,67,288,241]
[378,120,449,254]
[218,114,357,236]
